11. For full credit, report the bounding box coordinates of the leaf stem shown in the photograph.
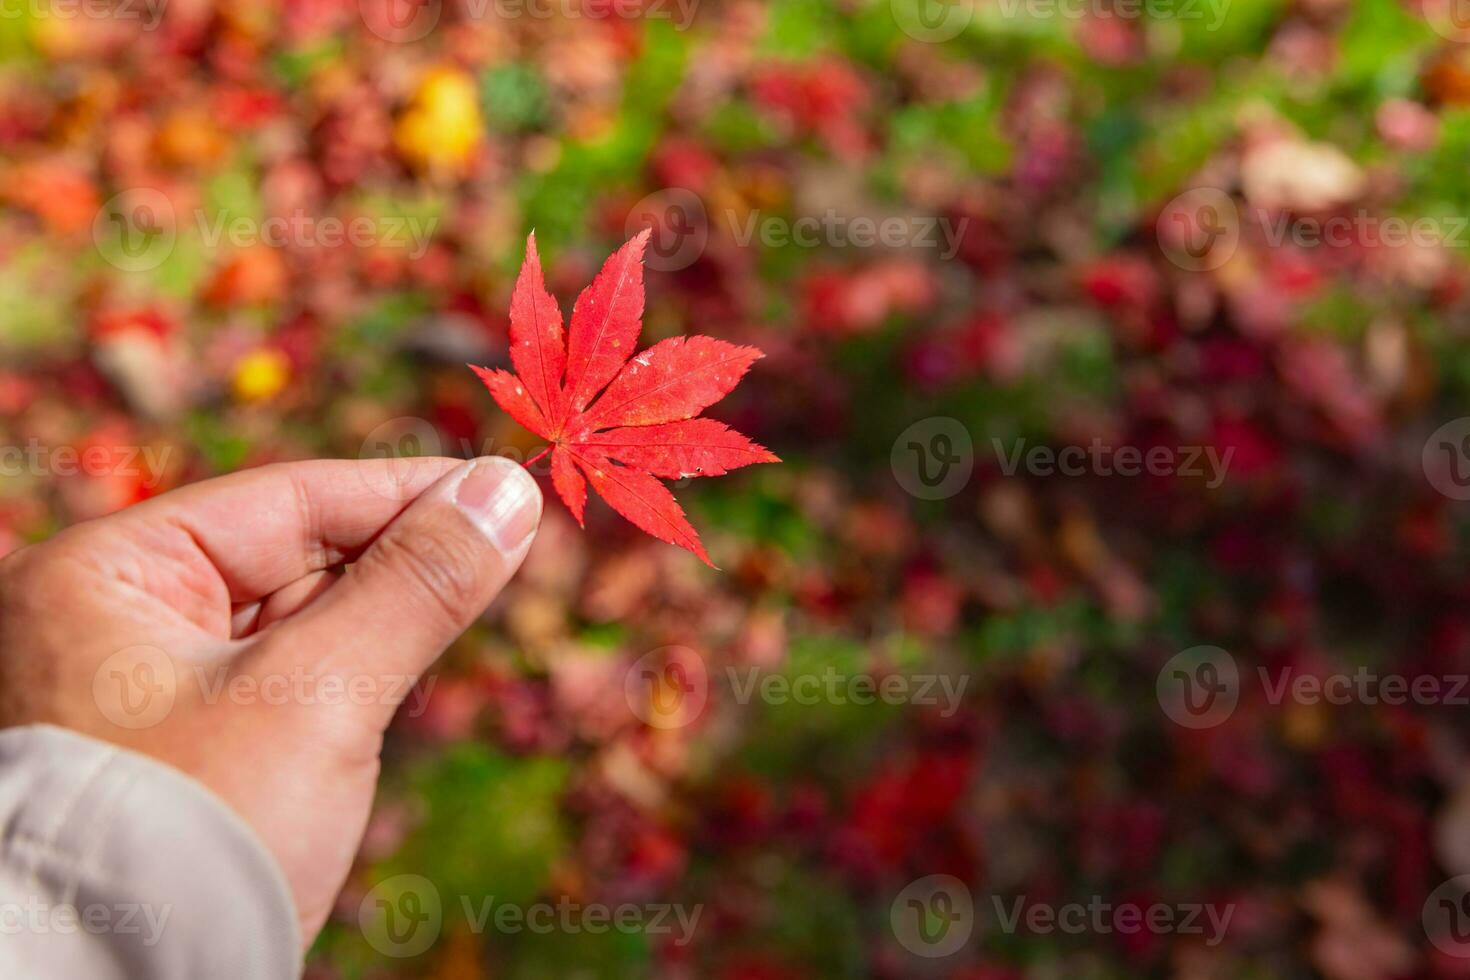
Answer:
[524,447,551,468]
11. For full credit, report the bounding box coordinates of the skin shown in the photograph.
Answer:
[0,456,542,947]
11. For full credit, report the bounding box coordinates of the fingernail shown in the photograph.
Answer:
[454,458,542,555]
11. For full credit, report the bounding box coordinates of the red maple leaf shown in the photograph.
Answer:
[471,231,778,566]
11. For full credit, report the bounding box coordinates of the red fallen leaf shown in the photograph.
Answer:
[472,231,778,566]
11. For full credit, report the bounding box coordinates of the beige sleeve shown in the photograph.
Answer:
[0,724,302,978]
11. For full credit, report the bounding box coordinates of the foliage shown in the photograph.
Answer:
[4,0,1470,976]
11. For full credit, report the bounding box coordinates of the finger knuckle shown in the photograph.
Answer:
[0,537,87,612]
[0,544,34,587]
[369,527,485,623]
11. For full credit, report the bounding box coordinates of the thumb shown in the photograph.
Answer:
[271,456,542,683]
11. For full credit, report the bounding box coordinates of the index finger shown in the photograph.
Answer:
[115,457,468,602]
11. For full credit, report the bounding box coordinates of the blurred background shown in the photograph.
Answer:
[8,0,1470,975]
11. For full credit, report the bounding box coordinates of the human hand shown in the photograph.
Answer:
[0,457,542,946]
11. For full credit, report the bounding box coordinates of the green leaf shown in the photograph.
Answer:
[481,63,551,133]
[387,744,569,905]
[519,21,688,249]
[500,926,655,979]
[0,245,75,350]
[1332,0,1435,95]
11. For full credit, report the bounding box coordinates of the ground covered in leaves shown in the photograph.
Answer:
[5,0,1470,977]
